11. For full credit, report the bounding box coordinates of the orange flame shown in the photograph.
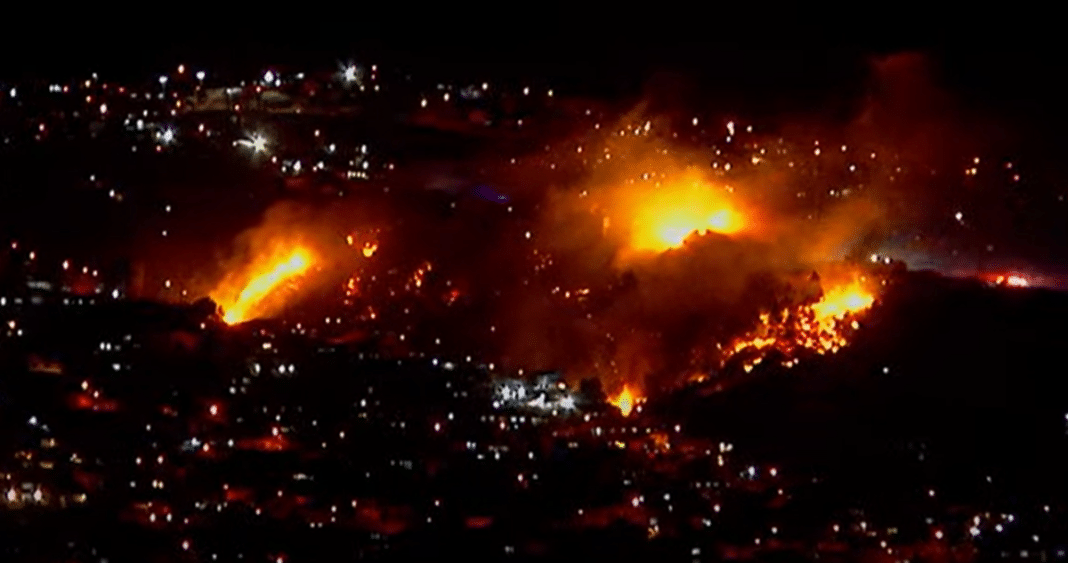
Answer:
[624,170,746,253]
[362,242,378,258]
[718,277,876,372]
[611,385,636,417]
[811,281,875,324]
[216,247,313,324]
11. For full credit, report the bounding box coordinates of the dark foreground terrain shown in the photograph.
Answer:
[0,269,1065,562]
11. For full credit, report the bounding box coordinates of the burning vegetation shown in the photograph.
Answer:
[210,242,315,325]
[715,278,877,375]
[193,66,967,397]
[611,384,637,417]
[221,248,313,324]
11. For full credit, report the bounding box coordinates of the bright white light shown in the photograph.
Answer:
[196,71,205,81]
[159,76,168,86]
[343,65,359,83]
[160,128,175,144]
[238,134,268,154]
[1006,275,1029,287]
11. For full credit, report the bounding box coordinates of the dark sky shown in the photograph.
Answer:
[1,14,1060,130]
[0,9,1035,84]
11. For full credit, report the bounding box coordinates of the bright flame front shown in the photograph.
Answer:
[718,278,877,373]
[216,248,313,324]
[611,385,636,417]
[626,174,746,252]
[811,281,875,325]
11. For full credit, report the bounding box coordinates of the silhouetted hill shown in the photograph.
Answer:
[672,269,1068,509]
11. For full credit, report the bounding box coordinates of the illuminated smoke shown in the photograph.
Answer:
[190,52,1003,391]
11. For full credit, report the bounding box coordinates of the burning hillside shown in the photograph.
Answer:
[200,108,890,396]
[191,54,1014,394]
[210,244,315,325]
[714,277,877,375]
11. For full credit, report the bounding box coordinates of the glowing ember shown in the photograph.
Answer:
[217,248,313,324]
[611,385,636,417]
[362,242,378,258]
[407,262,432,290]
[626,171,746,252]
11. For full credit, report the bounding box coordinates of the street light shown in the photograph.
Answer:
[237,134,269,154]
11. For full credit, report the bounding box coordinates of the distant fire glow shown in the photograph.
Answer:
[214,247,313,324]
[995,274,1030,288]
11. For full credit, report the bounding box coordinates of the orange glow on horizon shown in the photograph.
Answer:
[991,273,1029,288]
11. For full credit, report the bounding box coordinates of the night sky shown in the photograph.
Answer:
[1,15,1060,130]
[2,14,1066,281]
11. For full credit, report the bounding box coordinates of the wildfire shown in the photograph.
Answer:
[625,170,746,252]
[611,385,637,417]
[810,281,876,325]
[719,278,876,373]
[215,247,314,325]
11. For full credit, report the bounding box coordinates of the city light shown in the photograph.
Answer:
[0,45,1060,563]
